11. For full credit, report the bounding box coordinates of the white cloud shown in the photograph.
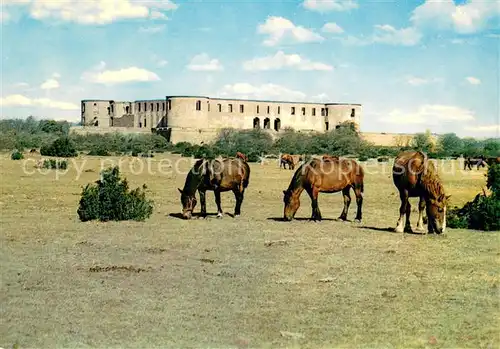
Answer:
[186,53,223,71]
[139,24,166,33]
[322,22,344,34]
[340,24,422,46]
[2,0,178,25]
[379,105,476,125]
[217,83,307,102]
[40,78,59,90]
[464,124,500,133]
[257,16,324,46]
[303,0,358,12]
[372,25,422,46]
[81,61,160,84]
[406,75,443,86]
[411,0,500,34]
[465,76,481,85]
[0,94,79,110]
[242,51,333,71]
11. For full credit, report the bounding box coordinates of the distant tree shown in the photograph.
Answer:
[412,130,434,153]
[437,133,463,157]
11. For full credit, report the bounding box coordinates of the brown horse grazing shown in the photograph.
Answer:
[280,154,295,170]
[464,157,486,170]
[235,151,248,162]
[282,157,364,222]
[178,157,250,219]
[393,151,450,234]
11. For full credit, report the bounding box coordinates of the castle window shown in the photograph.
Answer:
[325,108,329,117]
[144,103,147,111]
[240,104,244,113]
[256,105,259,114]
[157,103,160,111]
[168,100,171,110]
[125,106,130,114]
[325,122,329,131]
[93,103,97,106]
[217,103,222,112]
[144,118,147,128]
[253,117,260,129]
[274,118,281,131]
[107,107,111,115]
[264,118,270,129]
[277,106,280,114]
[267,106,270,114]
[150,103,153,111]
[229,104,233,112]
[291,107,295,115]
[321,108,325,116]
[301,107,306,116]
[208,102,210,112]
[312,108,316,116]
[196,100,201,111]
[138,103,141,112]
[351,108,355,117]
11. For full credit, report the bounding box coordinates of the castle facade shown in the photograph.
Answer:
[77,95,362,144]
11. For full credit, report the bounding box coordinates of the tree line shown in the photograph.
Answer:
[1,117,498,161]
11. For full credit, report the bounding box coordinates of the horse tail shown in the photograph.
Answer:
[242,161,250,189]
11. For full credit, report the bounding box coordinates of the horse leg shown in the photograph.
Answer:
[214,190,223,218]
[404,198,413,233]
[353,186,363,223]
[232,188,244,217]
[307,187,322,221]
[395,190,408,233]
[416,196,426,233]
[339,187,351,221]
[199,189,207,218]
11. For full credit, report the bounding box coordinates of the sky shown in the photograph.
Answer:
[0,0,499,138]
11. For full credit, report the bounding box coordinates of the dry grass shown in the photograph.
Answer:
[1,152,499,349]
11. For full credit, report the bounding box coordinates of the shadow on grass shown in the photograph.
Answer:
[360,225,432,235]
[267,217,338,222]
[169,212,220,220]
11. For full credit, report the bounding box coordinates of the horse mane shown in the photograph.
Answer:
[419,155,445,199]
[286,161,307,191]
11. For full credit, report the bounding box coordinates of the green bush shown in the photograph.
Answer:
[11,150,24,160]
[448,164,500,231]
[40,137,77,157]
[77,166,154,222]
[88,144,111,156]
[43,159,68,170]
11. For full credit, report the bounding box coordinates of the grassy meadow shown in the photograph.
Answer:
[0,151,499,349]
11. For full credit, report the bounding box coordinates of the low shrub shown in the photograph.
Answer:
[77,166,154,222]
[88,145,111,156]
[448,164,500,231]
[43,159,68,170]
[11,150,23,160]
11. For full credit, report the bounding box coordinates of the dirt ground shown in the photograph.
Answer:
[1,152,498,349]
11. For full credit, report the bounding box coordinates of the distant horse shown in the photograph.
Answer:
[280,154,302,170]
[29,148,38,154]
[464,157,486,170]
[235,151,248,162]
[392,151,450,234]
[178,157,250,219]
[282,157,364,222]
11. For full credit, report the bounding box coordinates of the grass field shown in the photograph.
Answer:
[1,152,499,349]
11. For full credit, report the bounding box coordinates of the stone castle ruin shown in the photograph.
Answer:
[75,95,362,144]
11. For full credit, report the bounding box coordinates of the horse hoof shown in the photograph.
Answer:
[216,213,223,218]
[354,219,361,224]
[394,227,404,233]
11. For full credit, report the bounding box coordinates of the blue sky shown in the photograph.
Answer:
[1,0,499,137]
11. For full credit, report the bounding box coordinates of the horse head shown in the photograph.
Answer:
[282,189,300,221]
[426,193,451,234]
[178,188,197,219]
